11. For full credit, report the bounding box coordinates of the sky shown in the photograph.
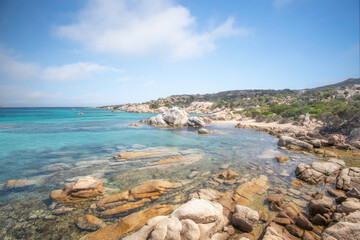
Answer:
[0,0,359,107]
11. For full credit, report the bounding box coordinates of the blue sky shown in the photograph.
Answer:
[0,0,359,107]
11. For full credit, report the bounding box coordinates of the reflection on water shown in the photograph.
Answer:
[0,108,349,239]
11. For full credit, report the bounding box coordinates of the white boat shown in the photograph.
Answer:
[78,110,84,115]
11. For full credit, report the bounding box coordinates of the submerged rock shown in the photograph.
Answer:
[275,155,289,163]
[50,176,103,203]
[5,179,34,189]
[198,128,216,134]
[96,180,180,216]
[234,175,269,206]
[76,215,105,231]
[218,169,239,180]
[268,194,284,211]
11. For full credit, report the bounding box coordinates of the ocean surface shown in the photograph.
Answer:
[0,107,327,239]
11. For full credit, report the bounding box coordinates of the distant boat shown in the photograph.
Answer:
[72,108,75,111]
[78,110,84,115]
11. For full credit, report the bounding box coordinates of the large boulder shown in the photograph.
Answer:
[187,116,206,128]
[348,128,360,149]
[123,199,229,240]
[336,167,360,191]
[162,107,189,127]
[295,159,345,184]
[50,176,103,203]
[145,107,189,127]
[321,211,360,240]
[185,102,214,114]
[146,114,167,126]
[231,205,259,232]
[278,136,313,151]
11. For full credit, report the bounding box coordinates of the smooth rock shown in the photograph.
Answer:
[219,169,239,180]
[76,215,105,231]
[278,136,313,151]
[50,176,103,203]
[231,205,259,232]
[321,211,360,239]
[275,156,289,163]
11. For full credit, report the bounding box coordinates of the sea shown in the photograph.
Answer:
[0,107,330,239]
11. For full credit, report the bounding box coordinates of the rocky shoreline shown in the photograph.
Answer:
[2,106,360,239]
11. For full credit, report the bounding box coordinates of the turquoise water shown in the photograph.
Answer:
[0,108,325,239]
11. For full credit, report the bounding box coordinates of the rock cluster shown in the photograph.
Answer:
[145,107,190,127]
[336,167,360,191]
[208,110,234,121]
[261,204,317,240]
[96,180,180,216]
[295,159,345,184]
[50,176,103,203]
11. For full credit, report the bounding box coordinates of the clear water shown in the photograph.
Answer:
[0,108,329,239]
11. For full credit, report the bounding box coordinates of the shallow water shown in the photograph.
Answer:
[0,108,338,239]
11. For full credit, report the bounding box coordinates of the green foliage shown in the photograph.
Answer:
[149,102,160,109]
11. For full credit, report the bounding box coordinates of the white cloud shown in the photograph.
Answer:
[0,51,122,81]
[55,0,249,59]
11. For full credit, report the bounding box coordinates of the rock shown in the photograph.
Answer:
[130,180,181,199]
[117,152,154,159]
[261,222,298,240]
[187,116,206,128]
[294,212,313,231]
[336,167,360,191]
[187,188,236,217]
[346,188,360,199]
[295,159,345,184]
[76,215,105,231]
[129,122,139,127]
[162,107,189,127]
[219,169,239,180]
[310,139,321,148]
[275,155,289,163]
[328,134,345,146]
[268,194,284,211]
[97,190,130,210]
[209,110,234,121]
[146,114,168,126]
[155,107,168,113]
[235,233,255,240]
[83,205,173,240]
[308,195,334,216]
[324,150,338,158]
[5,179,34,189]
[290,179,304,188]
[52,206,74,215]
[321,211,360,240]
[100,198,151,216]
[336,198,360,214]
[314,149,324,155]
[188,171,200,179]
[185,102,214,114]
[198,128,216,134]
[286,224,303,238]
[231,205,259,232]
[278,136,313,151]
[327,189,345,197]
[274,217,291,225]
[124,198,228,240]
[349,128,360,149]
[124,104,153,113]
[234,175,269,206]
[220,164,230,169]
[50,176,103,203]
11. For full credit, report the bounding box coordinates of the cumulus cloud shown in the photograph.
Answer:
[0,51,122,81]
[55,0,249,59]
